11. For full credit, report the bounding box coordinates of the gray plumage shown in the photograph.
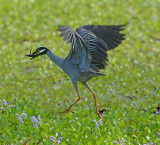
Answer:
[59,25,125,72]
[26,24,125,120]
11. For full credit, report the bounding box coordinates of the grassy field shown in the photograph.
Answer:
[0,0,160,144]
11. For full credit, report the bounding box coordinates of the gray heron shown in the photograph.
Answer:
[26,25,125,120]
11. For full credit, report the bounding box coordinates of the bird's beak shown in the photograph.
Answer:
[26,49,40,60]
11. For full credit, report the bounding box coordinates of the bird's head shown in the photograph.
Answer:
[26,46,48,60]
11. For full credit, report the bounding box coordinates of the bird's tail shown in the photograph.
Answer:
[90,71,106,76]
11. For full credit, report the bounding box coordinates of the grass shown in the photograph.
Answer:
[0,0,160,144]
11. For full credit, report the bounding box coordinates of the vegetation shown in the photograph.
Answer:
[0,0,160,144]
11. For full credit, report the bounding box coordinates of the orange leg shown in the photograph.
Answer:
[90,90,102,120]
[83,83,102,120]
[60,90,81,114]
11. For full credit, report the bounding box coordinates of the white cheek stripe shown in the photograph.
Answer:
[40,49,45,53]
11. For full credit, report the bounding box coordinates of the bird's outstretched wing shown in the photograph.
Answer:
[58,26,91,72]
[76,25,125,71]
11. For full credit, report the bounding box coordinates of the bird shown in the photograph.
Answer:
[26,25,125,120]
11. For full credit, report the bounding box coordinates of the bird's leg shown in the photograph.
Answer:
[60,81,81,114]
[60,91,81,114]
[83,82,103,120]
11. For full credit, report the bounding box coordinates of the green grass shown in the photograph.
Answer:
[0,0,160,144]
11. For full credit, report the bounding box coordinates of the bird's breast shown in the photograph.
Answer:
[61,61,80,78]
[61,61,94,83]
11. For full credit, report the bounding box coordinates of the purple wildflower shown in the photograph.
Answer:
[0,108,5,110]
[93,119,96,122]
[56,137,64,144]
[98,119,103,126]
[93,119,103,130]
[56,140,60,144]
[2,101,6,105]
[121,140,126,143]
[157,133,160,136]
[49,136,55,142]
[56,136,64,144]
[58,137,64,140]
[15,114,23,124]
[23,114,27,119]
[1,100,13,109]
[157,129,160,136]
[8,101,13,105]
[55,133,58,137]
[113,138,126,144]
[31,116,38,128]
[21,111,27,119]
[49,133,63,144]
[93,119,98,130]
[37,115,42,124]
[113,141,119,144]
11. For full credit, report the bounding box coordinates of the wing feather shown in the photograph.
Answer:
[76,25,125,71]
[58,26,91,72]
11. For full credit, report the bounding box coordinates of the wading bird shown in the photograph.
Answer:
[26,25,125,120]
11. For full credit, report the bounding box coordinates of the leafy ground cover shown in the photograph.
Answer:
[0,0,160,144]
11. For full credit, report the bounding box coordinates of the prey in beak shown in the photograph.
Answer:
[26,49,40,60]
[26,47,48,60]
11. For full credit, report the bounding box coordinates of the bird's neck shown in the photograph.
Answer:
[46,49,64,68]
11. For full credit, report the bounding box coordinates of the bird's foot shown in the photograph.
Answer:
[97,112,103,124]
[60,108,74,114]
